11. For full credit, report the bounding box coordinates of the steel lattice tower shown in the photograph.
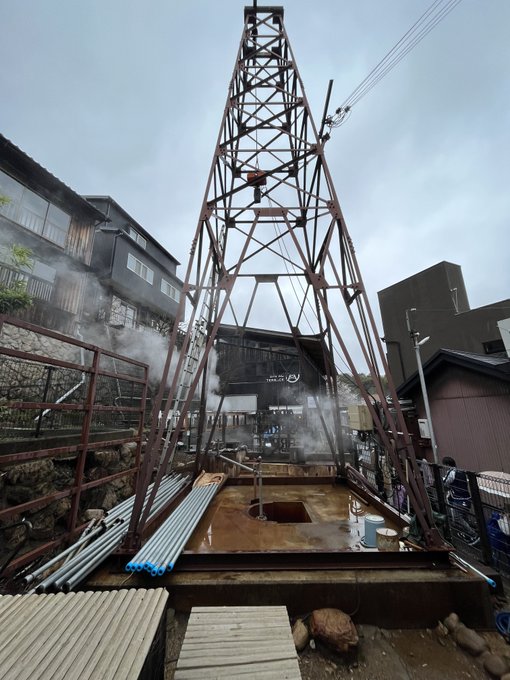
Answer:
[129,5,444,548]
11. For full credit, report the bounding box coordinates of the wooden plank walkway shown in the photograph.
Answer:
[174,605,302,679]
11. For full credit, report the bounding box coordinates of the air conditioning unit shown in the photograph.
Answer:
[418,418,431,438]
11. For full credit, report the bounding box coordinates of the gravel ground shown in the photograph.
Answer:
[164,610,509,680]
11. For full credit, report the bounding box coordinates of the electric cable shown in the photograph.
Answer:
[325,0,465,130]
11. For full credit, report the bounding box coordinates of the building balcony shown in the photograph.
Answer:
[0,263,53,303]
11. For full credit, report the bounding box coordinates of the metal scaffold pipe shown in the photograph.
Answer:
[126,483,219,575]
[26,472,190,593]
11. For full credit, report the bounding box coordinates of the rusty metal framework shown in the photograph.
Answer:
[130,5,444,548]
[0,315,148,573]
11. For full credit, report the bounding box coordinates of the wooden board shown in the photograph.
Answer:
[175,606,301,679]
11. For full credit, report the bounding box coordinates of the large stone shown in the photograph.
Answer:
[5,459,55,486]
[99,488,119,511]
[6,481,53,505]
[292,619,309,651]
[481,652,509,678]
[93,449,120,468]
[453,624,489,656]
[309,608,358,653]
[30,512,55,540]
[52,498,71,521]
[83,509,105,522]
[2,523,29,551]
[120,442,137,462]
[87,466,108,482]
[444,612,461,633]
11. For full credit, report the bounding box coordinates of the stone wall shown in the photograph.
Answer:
[0,442,138,554]
[0,323,84,363]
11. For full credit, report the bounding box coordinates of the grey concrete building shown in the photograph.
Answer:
[83,196,183,334]
[378,261,510,387]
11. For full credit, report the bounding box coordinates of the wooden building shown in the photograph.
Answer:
[0,134,106,335]
[398,349,510,472]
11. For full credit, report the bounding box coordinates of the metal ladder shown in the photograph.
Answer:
[160,280,216,471]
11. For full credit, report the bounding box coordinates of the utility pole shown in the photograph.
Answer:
[405,308,439,463]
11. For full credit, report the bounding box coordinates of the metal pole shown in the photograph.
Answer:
[257,456,266,520]
[406,309,439,464]
[413,337,439,463]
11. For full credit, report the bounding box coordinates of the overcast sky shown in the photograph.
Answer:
[1,1,509,345]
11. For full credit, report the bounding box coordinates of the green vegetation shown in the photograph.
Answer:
[0,243,34,314]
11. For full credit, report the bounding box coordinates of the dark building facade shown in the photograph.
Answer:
[398,350,510,472]
[206,325,333,456]
[83,196,183,333]
[215,325,326,411]
[378,261,510,387]
[0,134,106,335]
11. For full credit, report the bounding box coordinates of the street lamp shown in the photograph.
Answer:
[405,309,439,464]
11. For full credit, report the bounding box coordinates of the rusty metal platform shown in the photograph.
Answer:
[85,480,494,629]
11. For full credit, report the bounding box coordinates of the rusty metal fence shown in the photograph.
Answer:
[0,315,149,575]
[354,434,510,576]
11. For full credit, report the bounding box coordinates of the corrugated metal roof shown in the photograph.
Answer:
[0,588,168,680]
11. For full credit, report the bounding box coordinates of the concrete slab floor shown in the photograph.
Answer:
[185,483,400,553]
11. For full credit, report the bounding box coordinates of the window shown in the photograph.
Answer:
[0,170,71,247]
[127,252,154,284]
[160,278,180,301]
[127,226,147,249]
[110,295,137,328]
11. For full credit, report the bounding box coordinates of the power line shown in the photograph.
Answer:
[324,0,465,132]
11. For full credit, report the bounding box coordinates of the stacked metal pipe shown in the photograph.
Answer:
[24,472,189,593]
[126,482,218,575]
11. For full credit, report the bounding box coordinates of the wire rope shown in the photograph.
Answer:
[325,0,465,130]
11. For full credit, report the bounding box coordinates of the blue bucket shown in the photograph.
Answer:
[364,514,385,547]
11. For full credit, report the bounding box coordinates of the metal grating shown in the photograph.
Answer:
[0,588,168,680]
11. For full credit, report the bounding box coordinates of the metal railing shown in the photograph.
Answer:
[0,315,149,575]
[353,435,510,577]
[0,263,53,303]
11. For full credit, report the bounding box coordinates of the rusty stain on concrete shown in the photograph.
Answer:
[185,484,400,553]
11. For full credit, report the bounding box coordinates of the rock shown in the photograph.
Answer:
[481,652,509,678]
[453,624,489,656]
[52,498,71,521]
[83,509,105,522]
[87,466,109,482]
[120,442,137,462]
[99,488,118,511]
[93,449,120,468]
[309,608,358,653]
[309,639,316,650]
[30,513,55,540]
[444,612,461,632]
[500,674,510,680]
[5,459,55,485]
[435,621,449,637]
[292,619,309,651]
[6,482,53,505]
[2,523,29,550]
